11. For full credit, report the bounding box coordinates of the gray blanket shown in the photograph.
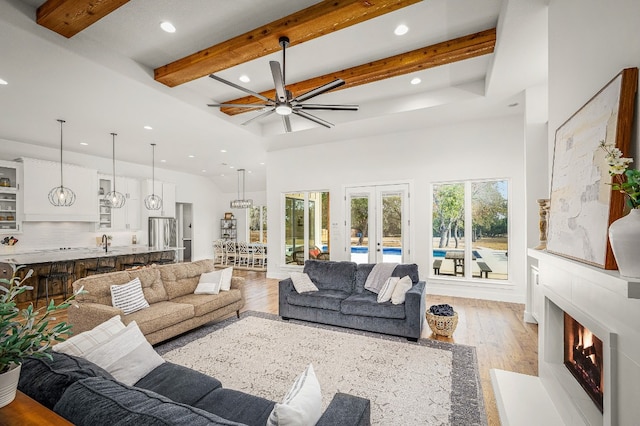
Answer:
[363,263,398,294]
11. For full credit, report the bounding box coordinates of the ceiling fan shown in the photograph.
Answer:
[207,36,358,133]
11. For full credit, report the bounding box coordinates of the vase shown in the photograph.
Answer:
[609,208,640,278]
[0,363,21,408]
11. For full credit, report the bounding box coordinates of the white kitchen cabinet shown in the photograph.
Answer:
[98,175,140,230]
[21,158,98,222]
[0,160,22,234]
[144,179,175,218]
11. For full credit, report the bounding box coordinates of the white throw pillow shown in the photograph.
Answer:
[53,315,125,357]
[194,270,223,294]
[290,272,319,293]
[219,267,234,291]
[110,278,149,315]
[267,364,322,426]
[391,275,413,305]
[377,277,400,303]
[83,321,165,386]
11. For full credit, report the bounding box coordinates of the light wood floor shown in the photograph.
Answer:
[32,269,538,426]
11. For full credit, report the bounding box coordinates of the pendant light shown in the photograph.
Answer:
[48,119,76,206]
[104,132,126,208]
[230,168,253,208]
[144,143,163,210]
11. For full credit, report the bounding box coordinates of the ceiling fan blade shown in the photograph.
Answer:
[282,115,292,133]
[208,103,273,108]
[241,108,276,126]
[294,110,333,128]
[293,79,345,103]
[270,61,287,102]
[295,104,359,111]
[209,74,274,103]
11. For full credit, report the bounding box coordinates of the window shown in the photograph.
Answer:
[284,191,329,264]
[249,205,267,243]
[432,180,508,280]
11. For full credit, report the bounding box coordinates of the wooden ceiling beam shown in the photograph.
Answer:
[219,28,497,116]
[36,0,131,38]
[154,0,422,87]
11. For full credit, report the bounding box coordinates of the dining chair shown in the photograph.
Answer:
[213,240,225,265]
[224,240,237,265]
[252,244,267,268]
[237,241,251,266]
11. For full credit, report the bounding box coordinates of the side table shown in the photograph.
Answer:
[0,391,72,425]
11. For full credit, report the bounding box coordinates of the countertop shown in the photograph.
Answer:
[0,245,183,265]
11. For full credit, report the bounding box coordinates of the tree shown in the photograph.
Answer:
[351,197,368,243]
[472,182,507,239]
[433,184,464,248]
[382,195,402,236]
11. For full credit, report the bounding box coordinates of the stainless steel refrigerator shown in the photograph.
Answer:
[148,217,177,249]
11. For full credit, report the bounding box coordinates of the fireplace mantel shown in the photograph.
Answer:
[492,249,640,426]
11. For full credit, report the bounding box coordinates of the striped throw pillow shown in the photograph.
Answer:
[53,315,125,356]
[111,278,149,315]
[267,364,322,426]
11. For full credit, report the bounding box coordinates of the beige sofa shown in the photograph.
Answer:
[69,259,244,344]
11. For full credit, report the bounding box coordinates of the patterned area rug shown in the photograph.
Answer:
[155,312,486,426]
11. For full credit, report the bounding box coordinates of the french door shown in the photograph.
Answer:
[345,184,409,264]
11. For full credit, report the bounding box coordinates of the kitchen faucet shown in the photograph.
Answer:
[101,234,108,253]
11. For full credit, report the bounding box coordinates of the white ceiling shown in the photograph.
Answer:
[0,0,548,192]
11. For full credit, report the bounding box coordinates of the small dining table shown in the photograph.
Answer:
[444,251,476,276]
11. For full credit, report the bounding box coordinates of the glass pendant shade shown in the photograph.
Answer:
[48,119,77,207]
[104,132,126,209]
[144,143,163,211]
[230,168,253,209]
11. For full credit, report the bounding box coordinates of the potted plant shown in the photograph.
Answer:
[0,264,80,408]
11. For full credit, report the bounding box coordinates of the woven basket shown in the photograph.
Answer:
[426,311,458,337]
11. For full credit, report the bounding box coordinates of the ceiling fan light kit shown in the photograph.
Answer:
[48,119,77,207]
[144,143,163,211]
[104,132,126,209]
[208,36,358,133]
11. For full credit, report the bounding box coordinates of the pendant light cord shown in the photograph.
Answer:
[151,143,156,196]
[58,119,65,187]
[111,133,118,191]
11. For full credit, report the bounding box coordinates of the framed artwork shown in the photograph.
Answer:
[547,68,638,269]
[224,212,233,220]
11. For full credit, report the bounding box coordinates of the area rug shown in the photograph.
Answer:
[155,311,486,426]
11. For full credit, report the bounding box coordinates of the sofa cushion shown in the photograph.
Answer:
[128,266,169,304]
[122,301,194,335]
[355,263,419,293]
[287,289,351,311]
[135,362,222,406]
[171,289,242,317]
[53,315,125,357]
[18,352,114,410]
[340,293,406,319]
[74,270,132,305]
[303,260,357,292]
[194,387,275,426]
[54,377,245,426]
[160,259,215,299]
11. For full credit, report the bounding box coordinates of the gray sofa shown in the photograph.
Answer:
[279,260,426,340]
[18,351,371,426]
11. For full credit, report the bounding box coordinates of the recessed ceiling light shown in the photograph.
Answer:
[394,24,409,36]
[247,170,252,173]
[143,125,153,130]
[410,77,421,85]
[160,159,167,163]
[0,78,7,85]
[220,174,225,177]
[220,149,227,153]
[239,75,250,83]
[201,169,207,173]
[160,21,176,33]
[188,154,195,158]
[80,142,88,146]
[259,162,265,165]
[229,165,235,169]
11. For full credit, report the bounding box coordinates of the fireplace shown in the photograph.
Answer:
[564,312,604,413]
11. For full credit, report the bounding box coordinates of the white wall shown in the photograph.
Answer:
[266,113,528,303]
[0,138,223,260]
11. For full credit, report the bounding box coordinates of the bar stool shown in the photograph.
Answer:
[155,250,175,265]
[121,253,149,270]
[36,261,76,307]
[84,256,117,276]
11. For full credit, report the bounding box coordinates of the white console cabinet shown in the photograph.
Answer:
[21,158,98,222]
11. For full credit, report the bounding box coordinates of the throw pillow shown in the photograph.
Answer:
[194,270,223,295]
[219,267,234,291]
[377,277,400,303]
[391,275,413,305]
[82,321,165,386]
[53,315,125,357]
[110,277,149,315]
[266,364,322,426]
[290,272,319,293]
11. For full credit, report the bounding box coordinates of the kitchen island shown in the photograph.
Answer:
[0,246,183,303]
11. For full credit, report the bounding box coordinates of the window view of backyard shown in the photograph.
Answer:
[284,192,330,264]
[432,180,508,280]
[249,205,267,243]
